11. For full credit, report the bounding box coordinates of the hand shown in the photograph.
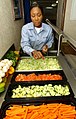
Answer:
[42,45,48,54]
[32,50,44,59]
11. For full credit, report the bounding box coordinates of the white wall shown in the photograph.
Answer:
[63,0,76,46]
[0,0,24,58]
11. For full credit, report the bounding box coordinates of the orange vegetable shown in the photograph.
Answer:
[14,51,19,55]
[15,73,62,81]
[3,103,76,119]
[8,66,15,74]
[16,57,19,60]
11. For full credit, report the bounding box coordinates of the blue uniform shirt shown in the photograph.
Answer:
[21,22,54,56]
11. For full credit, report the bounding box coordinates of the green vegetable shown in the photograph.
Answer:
[16,57,62,71]
[11,84,70,98]
[4,51,19,66]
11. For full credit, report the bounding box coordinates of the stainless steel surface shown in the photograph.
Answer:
[0,76,12,108]
[46,19,63,56]
[64,54,76,78]
[0,90,6,108]
[46,19,76,49]
[46,19,63,35]
[57,34,63,56]
[58,53,76,98]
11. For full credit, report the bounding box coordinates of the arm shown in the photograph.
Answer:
[21,27,34,56]
[42,28,54,53]
[32,50,44,59]
[46,28,54,48]
[21,26,44,59]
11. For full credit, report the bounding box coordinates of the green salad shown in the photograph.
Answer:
[16,57,62,71]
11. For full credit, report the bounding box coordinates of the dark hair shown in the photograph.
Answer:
[30,2,43,15]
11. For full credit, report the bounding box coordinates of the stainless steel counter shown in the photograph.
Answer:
[0,53,76,108]
[58,53,76,97]
[0,75,12,108]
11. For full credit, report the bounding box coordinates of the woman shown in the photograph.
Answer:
[21,2,54,59]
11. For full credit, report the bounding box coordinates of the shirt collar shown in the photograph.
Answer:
[28,22,45,31]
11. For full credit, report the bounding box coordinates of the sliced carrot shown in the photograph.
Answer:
[15,73,62,81]
[23,107,28,119]
[3,103,76,119]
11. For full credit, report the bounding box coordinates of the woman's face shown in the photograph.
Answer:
[30,7,43,27]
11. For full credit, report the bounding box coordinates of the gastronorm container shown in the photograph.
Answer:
[11,70,67,83]
[15,56,62,72]
[0,98,76,119]
[5,81,74,103]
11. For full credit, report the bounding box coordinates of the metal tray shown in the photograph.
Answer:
[0,98,76,119]
[15,56,62,72]
[5,81,74,103]
[11,70,67,83]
